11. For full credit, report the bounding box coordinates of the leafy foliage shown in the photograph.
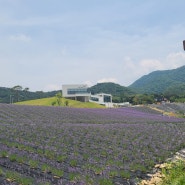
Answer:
[55,92,62,106]
[161,160,185,185]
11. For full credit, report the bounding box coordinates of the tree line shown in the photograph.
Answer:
[0,84,185,105]
[0,85,60,103]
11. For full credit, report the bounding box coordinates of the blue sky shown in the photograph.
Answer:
[1,0,185,91]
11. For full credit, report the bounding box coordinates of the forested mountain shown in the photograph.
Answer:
[129,65,185,94]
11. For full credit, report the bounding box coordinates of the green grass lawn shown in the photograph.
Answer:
[16,97,104,108]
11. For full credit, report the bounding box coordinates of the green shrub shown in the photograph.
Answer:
[9,154,17,162]
[161,160,185,185]
[70,159,77,167]
[51,101,56,106]
[41,164,51,173]
[0,168,4,176]
[56,155,67,163]
[99,178,113,185]
[51,168,64,177]
[120,170,131,179]
[0,150,8,158]
[28,159,39,168]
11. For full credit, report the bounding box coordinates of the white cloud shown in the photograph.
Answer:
[122,57,137,71]
[43,84,61,92]
[83,80,93,87]
[138,52,185,74]
[140,59,164,73]
[165,52,185,69]
[9,34,31,42]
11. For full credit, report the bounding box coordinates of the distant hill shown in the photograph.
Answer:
[129,65,185,94]
[88,82,135,102]
[89,82,135,95]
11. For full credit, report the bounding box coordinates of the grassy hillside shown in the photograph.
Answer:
[16,97,104,108]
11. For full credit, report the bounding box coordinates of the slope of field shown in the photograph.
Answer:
[16,97,104,108]
[0,104,185,185]
[149,103,185,118]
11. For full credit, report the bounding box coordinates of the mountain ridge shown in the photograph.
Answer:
[129,65,185,94]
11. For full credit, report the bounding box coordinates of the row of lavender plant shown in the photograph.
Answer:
[0,103,185,184]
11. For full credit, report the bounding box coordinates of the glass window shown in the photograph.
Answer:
[90,97,99,101]
[67,88,88,95]
[104,95,111,102]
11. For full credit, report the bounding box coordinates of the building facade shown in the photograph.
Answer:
[62,84,90,102]
[62,84,114,107]
[89,93,112,106]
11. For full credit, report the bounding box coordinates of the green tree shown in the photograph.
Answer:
[23,87,29,100]
[132,94,154,105]
[12,85,23,102]
[36,91,44,99]
[65,100,69,106]
[56,92,62,106]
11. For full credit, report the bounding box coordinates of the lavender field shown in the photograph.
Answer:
[0,104,185,185]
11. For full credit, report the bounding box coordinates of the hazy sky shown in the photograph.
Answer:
[1,0,185,91]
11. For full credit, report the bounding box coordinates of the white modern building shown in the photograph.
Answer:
[89,93,113,107]
[62,84,91,102]
[62,84,112,106]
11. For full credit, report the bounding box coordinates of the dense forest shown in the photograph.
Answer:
[0,86,60,104]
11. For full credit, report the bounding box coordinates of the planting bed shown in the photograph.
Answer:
[0,104,185,185]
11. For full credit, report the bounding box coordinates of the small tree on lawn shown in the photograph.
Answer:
[56,92,62,106]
